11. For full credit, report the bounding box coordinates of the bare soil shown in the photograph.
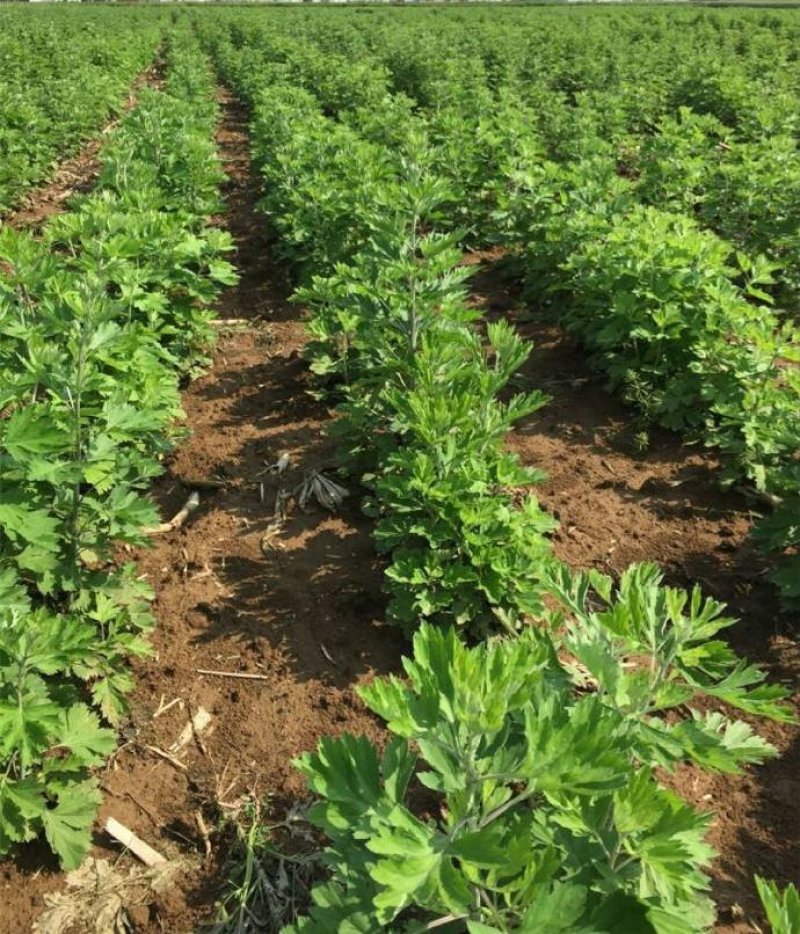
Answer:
[0,90,796,933]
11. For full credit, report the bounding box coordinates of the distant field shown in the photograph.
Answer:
[1,5,798,933]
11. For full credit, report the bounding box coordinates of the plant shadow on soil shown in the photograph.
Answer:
[146,294,406,690]
[471,254,799,931]
[3,92,796,933]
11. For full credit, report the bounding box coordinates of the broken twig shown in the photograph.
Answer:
[104,817,166,867]
[144,744,188,773]
[153,696,183,719]
[170,706,212,754]
[319,642,339,667]
[195,810,213,862]
[181,477,229,491]
[143,492,200,535]
[196,668,271,681]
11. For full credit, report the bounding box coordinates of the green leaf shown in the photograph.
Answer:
[2,407,70,460]
[0,776,43,853]
[587,892,656,932]
[668,711,776,773]
[772,555,800,603]
[14,611,96,676]
[296,733,383,828]
[89,670,135,725]
[0,689,62,766]
[688,663,795,723]
[0,570,28,615]
[41,780,101,870]
[381,736,415,804]
[57,706,117,766]
[208,259,238,285]
[448,829,507,868]
[519,883,588,930]
[755,877,800,934]
[0,501,60,551]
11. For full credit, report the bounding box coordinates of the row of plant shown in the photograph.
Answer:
[200,4,800,132]
[0,28,236,870]
[491,151,800,608]
[237,5,800,323]
[204,30,797,932]
[287,19,800,611]
[417,104,800,608]
[0,5,168,215]
[622,110,800,309]
[332,9,800,325]
[196,8,800,316]
[199,8,800,603]
[195,8,800,306]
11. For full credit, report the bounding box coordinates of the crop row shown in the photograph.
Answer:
[200,20,796,932]
[205,3,800,273]
[0,28,235,869]
[0,5,168,214]
[199,6,800,610]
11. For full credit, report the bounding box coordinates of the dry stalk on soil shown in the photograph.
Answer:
[210,799,322,934]
[104,818,167,868]
[143,492,200,535]
[34,858,180,934]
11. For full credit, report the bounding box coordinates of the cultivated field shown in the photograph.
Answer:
[0,5,798,932]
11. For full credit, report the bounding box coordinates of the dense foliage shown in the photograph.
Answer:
[292,592,785,933]
[0,28,235,868]
[0,5,166,213]
[0,5,795,928]
[197,3,800,606]
[197,8,798,930]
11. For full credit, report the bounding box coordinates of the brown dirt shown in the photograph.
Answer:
[85,91,405,931]
[1,88,796,933]
[0,89,405,934]
[0,58,164,232]
[470,259,800,933]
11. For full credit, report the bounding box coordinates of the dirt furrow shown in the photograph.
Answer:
[469,257,800,932]
[81,89,401,932]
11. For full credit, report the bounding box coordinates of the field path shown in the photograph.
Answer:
[86,87,401,932]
